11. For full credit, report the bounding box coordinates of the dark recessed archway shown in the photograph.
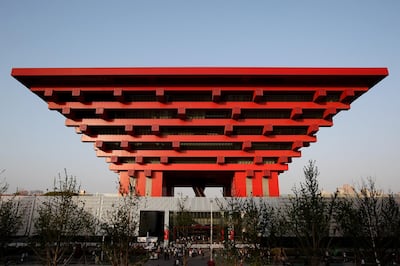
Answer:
[163,171,233,197]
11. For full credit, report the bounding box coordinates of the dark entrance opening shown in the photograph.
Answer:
[174,187,224,197]
[163,171,233,197]
[139,211,165,239]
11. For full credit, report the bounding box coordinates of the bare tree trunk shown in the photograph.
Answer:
[310,255,320,266]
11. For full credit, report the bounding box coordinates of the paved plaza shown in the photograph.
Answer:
[144,255,209,266]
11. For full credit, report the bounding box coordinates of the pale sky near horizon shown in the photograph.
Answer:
[0,1,399,196]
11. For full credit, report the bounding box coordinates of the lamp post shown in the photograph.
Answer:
[210,199,213,263]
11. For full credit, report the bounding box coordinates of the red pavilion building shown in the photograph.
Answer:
[12,67,388,197]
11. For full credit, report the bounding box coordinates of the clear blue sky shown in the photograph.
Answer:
[0,0,399,195]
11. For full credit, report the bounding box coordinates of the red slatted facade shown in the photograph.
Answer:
[12,67,388,197]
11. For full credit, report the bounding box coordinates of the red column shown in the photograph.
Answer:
[252,171,263,197]
[164,229,169,241]
[232,172,246,197]
[136,171,146,196]
[151,171,163,197]
[119,171,130,195]
[268,172,280,196]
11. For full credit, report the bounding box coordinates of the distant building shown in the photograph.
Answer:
[12,67,387,197]
[29,190,44,196]
[5,194,400,244]
[337,184,357,196]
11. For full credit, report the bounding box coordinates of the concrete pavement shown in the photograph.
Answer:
[144,252,210,266]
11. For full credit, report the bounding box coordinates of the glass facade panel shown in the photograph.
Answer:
[125,91,156,101]
[90,126,126,135]
[104,142,121,150]
[133,126,152,135]
[326,92,341,102]
[120,157,136,163]
[251,142,292,150]
[131,142,173,150]
[180,142,242,150]
[186,109,231,119]
[144,157,160,164]
[302,109,324,119]
[161,126,224,135]
[232,126,263,135]
[241,109,291,118]
[169,157,217,164]
[264,92,314,102]
[74,109,98,119]
[225,157,253,164]
[84,91,115,102]
[165,91,212,102]
[57,91,74,102]
[108,109,177,119]
[220,91,253,101]
[263,157,277,164]
[272,126,308,135]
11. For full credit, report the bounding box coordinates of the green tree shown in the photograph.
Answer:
[335,178,400,265]
[100,194,141,266]
[0,170,23,262]
[171,194,195,266]
[286,160,338,266]
[217,197,283,266]
[0,170,8,193]
[31,169,95,266]
[173,194,194,240]
[217,197,244,265]
[241,197,277,265]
